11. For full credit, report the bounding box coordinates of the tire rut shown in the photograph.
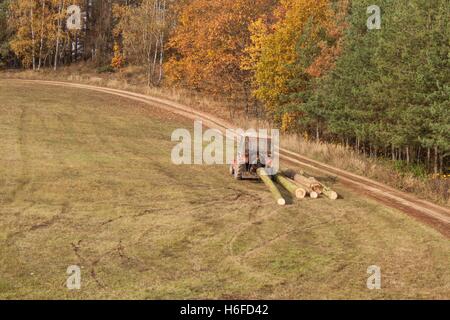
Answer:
[6,105,32,205]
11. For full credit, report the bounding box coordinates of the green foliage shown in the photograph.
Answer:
[393,161,428,179]
[96,65,116,73]
[279,0,449,171]
[247,0,347,127]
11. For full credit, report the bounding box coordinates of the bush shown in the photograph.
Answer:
[96,65,116,74]
[393,161,428,179]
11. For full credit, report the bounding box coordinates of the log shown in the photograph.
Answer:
[275,174,306,199]
[284,170,323,198]
[296,170,338,200]
[322,187,338,200]
[292,179,319,199]
[257,168,286,205]
[283,169,323,193]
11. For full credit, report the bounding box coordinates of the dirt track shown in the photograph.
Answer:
[10,79,450,238]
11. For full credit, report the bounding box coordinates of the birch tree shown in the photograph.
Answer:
[114,0,170,85]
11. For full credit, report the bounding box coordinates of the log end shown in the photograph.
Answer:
[310,191,319,199]
[295,189,306,199]
[312,185,323,194]
[328,191,338,200]
[277,198,286,206]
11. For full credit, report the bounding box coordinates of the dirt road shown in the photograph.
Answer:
[9,79,450,237]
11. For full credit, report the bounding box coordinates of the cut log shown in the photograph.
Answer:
[287,169,338,200]
[281,174,318,199]
[302,173,338,200]
[322,187,338,200]
[257,168,286,205]
[283,169,323,194]
[284,170,339,200]
[275,174,306,199]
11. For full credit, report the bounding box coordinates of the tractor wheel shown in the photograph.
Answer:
[229,165,235,175]
[234,164,245,180]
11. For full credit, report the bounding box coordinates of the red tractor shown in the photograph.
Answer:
[229,133,274,180]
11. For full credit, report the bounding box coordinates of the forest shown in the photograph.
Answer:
[0,0,449,174]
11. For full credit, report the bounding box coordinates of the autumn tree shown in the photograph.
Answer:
[113,0,171,85]
[8,0,85,69]
[165,0,277,114]
[245,0,348,132]
[8,0,37,68]
[0,0,17,68]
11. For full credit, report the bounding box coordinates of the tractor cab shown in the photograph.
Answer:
[229,132,274,180]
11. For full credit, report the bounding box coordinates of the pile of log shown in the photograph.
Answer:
[257,168,338,205]
[283,169,338,200]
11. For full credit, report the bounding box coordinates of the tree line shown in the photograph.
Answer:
[0,0,448,173]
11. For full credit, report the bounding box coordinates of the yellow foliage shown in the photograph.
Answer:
[281,112,296,133]
[246,0,348,114]
[111,42,125,69]
[241,17,270,73]
[9,0,84,68]
[165,0,275,96]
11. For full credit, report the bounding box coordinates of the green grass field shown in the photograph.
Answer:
[0,80,449,299]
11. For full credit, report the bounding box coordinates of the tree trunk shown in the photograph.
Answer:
[434,146,438,174]
[54,0,65,70]
[38,0,46,70]
[151,35,159,84]
[30,7,36,70]
[406,146,410,164]
[147,44,152,86]
[74,31,78,62]
[415,146,420,164]
[316,121,320,141]
[158,33,164,84]
[158,0,166,84]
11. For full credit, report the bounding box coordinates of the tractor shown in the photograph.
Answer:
[229,132,274,180]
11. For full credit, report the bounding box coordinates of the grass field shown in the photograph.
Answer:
[0,80,449,299]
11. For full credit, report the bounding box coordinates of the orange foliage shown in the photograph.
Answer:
[305,0,349,78]
[111,42,125,69]
[165,0,276,97]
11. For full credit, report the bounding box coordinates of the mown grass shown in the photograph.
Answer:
[2,67,448,207]
[0,80,449,299]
